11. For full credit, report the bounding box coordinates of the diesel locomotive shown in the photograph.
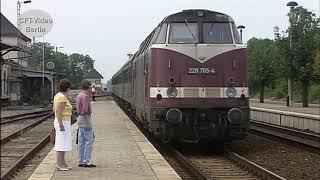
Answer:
[112,9,249,143]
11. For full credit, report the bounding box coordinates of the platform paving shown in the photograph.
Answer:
[29,99,180,180]
[250,99,320,116]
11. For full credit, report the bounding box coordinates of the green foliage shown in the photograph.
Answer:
[106,80,112,92]
[27,42,95,88]
[313,51,320,79]
[250,6,320,105]
[265,79,288,99]
[247,38,279,96]
[68,53,94,88]
[279,6,320,81]
[27,42,55,70]
[309,84,320,103]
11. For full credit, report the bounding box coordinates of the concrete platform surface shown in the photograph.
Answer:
[29,100,180,180]
[250,100,320,116]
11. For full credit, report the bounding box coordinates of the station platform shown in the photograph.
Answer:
[250,99,320,116]
[29,98,181,180]
[249,99,319,133]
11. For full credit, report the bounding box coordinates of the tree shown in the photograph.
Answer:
[27,42,96,88]
[51,52,69,74]
[247,38,280,103]
[280,6,320,107]
[106,80,112,92]
[68,53,94,88]
[27,42,55,70]
[314,51,320,79]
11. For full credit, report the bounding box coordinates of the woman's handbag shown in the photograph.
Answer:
[49,128,55,145]
[71,107,78,125]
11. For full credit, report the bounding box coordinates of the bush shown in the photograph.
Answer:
[309,84,320,103]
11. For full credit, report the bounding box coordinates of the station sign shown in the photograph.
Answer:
[46,62,55,70]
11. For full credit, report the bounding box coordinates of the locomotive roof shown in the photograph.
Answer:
[162,9,234,23]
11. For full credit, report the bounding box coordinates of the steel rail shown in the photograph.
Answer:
[227,151,286,180]
[169,145,286,180]
[0,133,50,180]
[250,120,320,150]
[1,112,51,124]
[166,145,209,180]
[1,113,53,144]
[1,109,52,121]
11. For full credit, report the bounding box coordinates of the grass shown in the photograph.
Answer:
[251,79,320,104]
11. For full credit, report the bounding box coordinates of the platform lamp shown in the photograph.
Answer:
[237,25,245,43]
[286,1,298,106]
[17,0,31,103]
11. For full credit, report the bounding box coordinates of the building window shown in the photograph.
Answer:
[95,80,100,84]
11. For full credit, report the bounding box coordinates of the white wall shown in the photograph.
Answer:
[1,36,29,67]
[86,78,102,87]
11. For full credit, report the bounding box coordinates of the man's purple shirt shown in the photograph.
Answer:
[76,90,92,115]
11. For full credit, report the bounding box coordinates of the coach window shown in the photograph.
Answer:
[169,23,198,44]
[155,23,167,44]
[203,23,232,44]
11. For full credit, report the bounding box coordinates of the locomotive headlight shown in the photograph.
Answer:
[226,87,237,98]
[166,108,182,124]
[167,87,178,98]
[227,108,243,123]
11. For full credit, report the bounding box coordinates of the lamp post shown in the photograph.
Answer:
[286,1,298,106]
[17,1,31,29]
[17,0,31,103]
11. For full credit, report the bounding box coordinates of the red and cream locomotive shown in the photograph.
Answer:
[112,9,249,143]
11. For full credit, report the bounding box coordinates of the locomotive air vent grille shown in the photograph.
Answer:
[205,88,221,98]
[183,88,199,97]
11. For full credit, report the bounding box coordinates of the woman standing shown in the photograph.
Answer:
[53,78,73,171]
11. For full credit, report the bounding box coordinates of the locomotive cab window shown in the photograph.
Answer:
[232,23,242,44]
[155,23,168,44]
[169,23,198,44]
[203,23,232,44]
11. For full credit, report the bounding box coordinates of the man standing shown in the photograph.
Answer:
[91,85,96,101]
[76,80,96,167]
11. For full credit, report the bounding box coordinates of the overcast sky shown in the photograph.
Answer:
[1,0,319,82]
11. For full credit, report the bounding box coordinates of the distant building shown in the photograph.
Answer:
[1,13,30,67]
[85,68,103,95]
[1,13,31,104]
[1,13,61,105]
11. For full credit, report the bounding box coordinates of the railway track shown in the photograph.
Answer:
[250,120,320,150]
[1,110,52,125]
[1,109,52,123]
[1,113,53,144]
[168,144,286,180]
[115,100,285,180]
[0,113,53,180]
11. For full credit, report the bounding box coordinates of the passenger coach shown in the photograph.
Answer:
[112,9,249,143]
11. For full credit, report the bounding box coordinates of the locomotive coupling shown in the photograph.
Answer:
[166,108,182,124]
[227,108,243,123]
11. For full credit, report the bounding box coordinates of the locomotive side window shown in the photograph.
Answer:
[232,23,242,44]
[169,23,198,43]
[155,23,167,44]
[203,23,232,44]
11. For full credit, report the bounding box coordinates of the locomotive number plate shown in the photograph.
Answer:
[188,67,215,74]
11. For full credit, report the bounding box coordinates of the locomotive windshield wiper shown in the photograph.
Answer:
[184,19,197,42]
